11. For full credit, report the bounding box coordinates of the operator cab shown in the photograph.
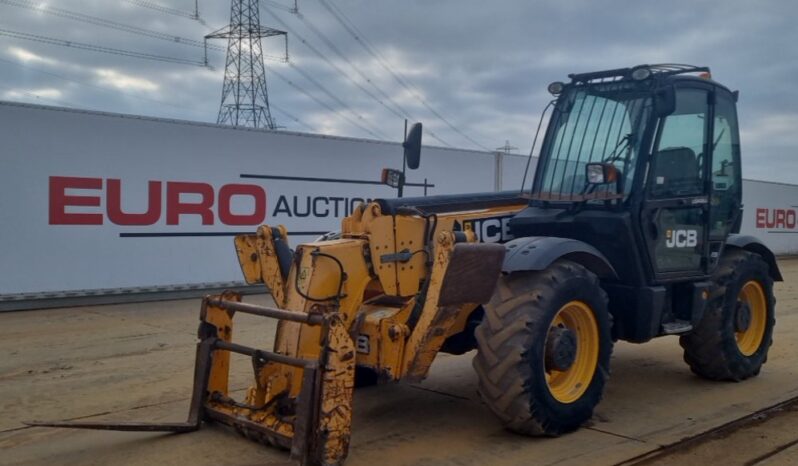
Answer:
[508,64,747,341]
[512,64,742,286]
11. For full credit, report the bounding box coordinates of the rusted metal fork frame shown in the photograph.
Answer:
[27,297,330,466]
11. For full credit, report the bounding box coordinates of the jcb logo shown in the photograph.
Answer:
[461,215,515,244]
[665,229,698,248]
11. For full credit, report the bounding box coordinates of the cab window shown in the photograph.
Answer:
[710,94,741,237]
[650,89,708,198]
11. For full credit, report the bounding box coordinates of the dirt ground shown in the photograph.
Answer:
[1,259,798,466]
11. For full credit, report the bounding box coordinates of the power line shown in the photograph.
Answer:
[0,56,192,110]
[244,11,391,138]
[265,6,453,147]
[262,0,298,13]
[1,56,317,132]
[271,102,316,132]
[0,0,224,51]
[262,7,401,120]
[270,66,386,139]
[0,28,207,66]
[287,61,390,139]
[0,0,285,63]
[124,0,206,24]
[295,9,458,145]
[0,0,482,144]
[317,0,492,151]
[295,10,411,120]
[319,0,488,150]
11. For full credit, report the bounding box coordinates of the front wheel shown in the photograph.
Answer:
[473,260,613,436]
[680,250,776,381]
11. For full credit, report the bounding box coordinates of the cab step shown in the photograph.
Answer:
[661,320,693,335]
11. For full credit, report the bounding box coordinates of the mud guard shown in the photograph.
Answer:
[726,234,783,281]
[502,236,618,279]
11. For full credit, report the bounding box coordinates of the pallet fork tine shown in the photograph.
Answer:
[25,336,215,433]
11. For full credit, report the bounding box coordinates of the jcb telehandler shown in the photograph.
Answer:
[31,64,782,466]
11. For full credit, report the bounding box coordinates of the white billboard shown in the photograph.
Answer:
[1,101,795,299]
[0,101,529,295]
[739,179,798,254]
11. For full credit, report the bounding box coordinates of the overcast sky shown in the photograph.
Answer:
[0,0,795,182]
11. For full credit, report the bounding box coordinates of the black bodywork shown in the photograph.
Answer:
[399,64,782,345]
[515,64,781,342]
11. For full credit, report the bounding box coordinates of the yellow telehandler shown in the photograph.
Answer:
[30,64,782,466]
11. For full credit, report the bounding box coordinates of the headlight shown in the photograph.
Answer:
[381,168,403,188]
[631,67,652,81]
[586,164,606,184]
[585,163,619,185]
[548,81,565,95]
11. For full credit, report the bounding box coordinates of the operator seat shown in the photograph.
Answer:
[652,147,701,197]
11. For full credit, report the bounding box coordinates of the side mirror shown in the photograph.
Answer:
[586,162,619,185]
[654,85,676,117]
[403,122,423,170]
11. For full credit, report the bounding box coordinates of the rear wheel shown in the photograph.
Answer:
[680,250,775,381]
[473,260,612,435]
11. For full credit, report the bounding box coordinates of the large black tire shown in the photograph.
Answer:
[473,260,613,436]
[680,250,775,381]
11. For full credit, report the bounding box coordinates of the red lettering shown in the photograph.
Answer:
[49,176,103,225]
[756,208,767,229]
[49,176,268,226]
[766,209,776,228]
[107,179,162,226]
[776,209,786,229]
[218,184,266,225]
[756,208,798,230]
[166,182,214,225]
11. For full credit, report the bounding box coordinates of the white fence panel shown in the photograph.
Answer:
[0,102,501,294]
[740,179,798,255]
[2,101,796,298]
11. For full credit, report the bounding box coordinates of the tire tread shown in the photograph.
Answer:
[473,260,612,435]
[679,250,776,381]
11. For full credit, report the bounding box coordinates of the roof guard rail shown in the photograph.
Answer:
[568,63,711,83]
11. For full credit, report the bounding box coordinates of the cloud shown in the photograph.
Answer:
[6,46,57,65]
[3,87,62,99]
[0,0,796,182]
[741,113,798,148]
[93,68,159,92]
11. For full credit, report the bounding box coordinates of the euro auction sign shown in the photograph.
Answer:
[755,208,797,231]
[49,176,267,226]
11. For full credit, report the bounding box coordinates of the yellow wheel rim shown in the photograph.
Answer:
[735,281,767,356]
[544,301,600,404]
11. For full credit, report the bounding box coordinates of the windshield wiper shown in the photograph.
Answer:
[602,133,633,163]
[712,126,726,152]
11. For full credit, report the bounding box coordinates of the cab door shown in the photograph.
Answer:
[642,86,711,280]
[706,91,743,271]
